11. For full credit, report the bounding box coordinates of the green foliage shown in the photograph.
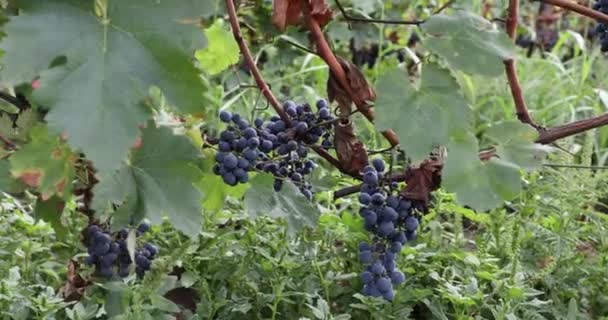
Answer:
[196,19,240,75]
[0,0,608,319]
[375,63,471,163]
[0,0,209,175]
[443,131,522,211]
[9,125,76,200]
[421,11,517,76]
[93,123,203,237]
[245,173,320,237]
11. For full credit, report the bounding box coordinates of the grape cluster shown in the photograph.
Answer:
[593,0,608,51]
[258,100,334,198]
[214,99,335,199]
[356,158,422,301]
[214,111,272,186]
[84,222,158,279]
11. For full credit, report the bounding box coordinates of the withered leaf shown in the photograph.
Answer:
[334,120,369,175]
[59,260,90,302]
[272,0,332,32]
[327,56,375,115]
[401,158,443,204]
[272,0,301,32]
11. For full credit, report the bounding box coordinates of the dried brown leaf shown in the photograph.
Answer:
[327,56,375,116]
[401,158,443,204]
[272,0,332,31]
[334,120,368,175]
[272,0,301,31]
[59,260,90,302]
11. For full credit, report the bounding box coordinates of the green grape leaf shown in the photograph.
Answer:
[443,132,521,211]
[421,11,516,76]
[198,173,228,212]
[33,196,67,240]
[245,174,320,237]
[195,19,239,75]
[351,0,378,14]
[0,109,39,142]
[0,0,209,175]
[0,159,23,193]
[9,125,76,200]
[375,64,471,163]
[485,121,552,170]
[92,123,203,238]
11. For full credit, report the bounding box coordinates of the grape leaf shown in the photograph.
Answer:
[9,125,76,200]
[195,20,239,75]
[245,174,320,237]
[0,108,38,142]
[421,11,516,76]
[485,121,552,170]
[0,159,23,193]
[0,0,210,175]
[351,0,378,14]
[33,196,67,240]
[92,123,203,238]
[443,132,522,211]
[375,64,471,163]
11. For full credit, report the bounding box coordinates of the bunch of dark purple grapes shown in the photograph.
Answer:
[357,158,421,301]
[214,111,273,186]
[593,0,608,51]
[214,99,334,199]
[257,100,333,198]
[84,222,158,279]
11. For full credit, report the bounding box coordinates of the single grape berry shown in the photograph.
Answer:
[390,270,406,285]
[219,110,232,123]
[376,277,392,293]
[361,271,374,284]
[371,261,385,275]
[371,158,385,172]
[404,216,419,232]
[363,171,378,185]
[359,250,373,264]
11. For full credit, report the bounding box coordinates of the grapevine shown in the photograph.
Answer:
[2,0,608,315]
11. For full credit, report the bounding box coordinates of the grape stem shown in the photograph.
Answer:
[537,0,608,24]
[225,0,288,124]
[333,0,454,26]
[504,0,541,129]
[478,112,608,160]
[300,0,401,148]
[224,0,352,177]
[333,173,407,199]
[334,0,424,26]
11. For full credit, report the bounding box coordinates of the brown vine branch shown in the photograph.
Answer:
[478,113,608,161]
[537,0,608,24]
[300,0,400,147]
[225,0,289,124]
[537,113,608,144]
[225,0,349,175]
[334,0,423,25]
[336,111,608,198]
[334,173,407,199]
[504,0,540,129]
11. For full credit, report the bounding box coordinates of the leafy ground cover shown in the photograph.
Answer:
[1,0,608,319]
